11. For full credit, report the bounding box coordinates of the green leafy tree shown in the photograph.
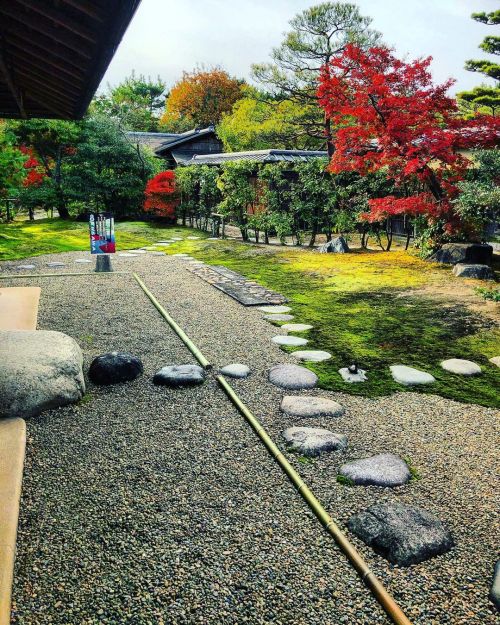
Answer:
[91,72,167,131]
[252,2,381,154]
[217,161,256,240]
[0,122,26,198]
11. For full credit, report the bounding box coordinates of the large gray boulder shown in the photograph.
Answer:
[339,453,411,487]
[433,243,493,266]
[347,502,454,566]
[0,330,85,419]
[318,236,350,254]
[452,264,494,280]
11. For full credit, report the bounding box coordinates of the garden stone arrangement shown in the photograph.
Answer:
[283,426,347,457]
[338,453,411,487]
[280,395,345,418]
[88,352,144,385]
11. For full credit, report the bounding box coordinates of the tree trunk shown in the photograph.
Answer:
[264,230,269,244]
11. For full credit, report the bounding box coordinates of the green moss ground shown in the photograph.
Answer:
[1,219,498,407]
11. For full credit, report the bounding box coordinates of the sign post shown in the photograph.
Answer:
[89,213,115,272]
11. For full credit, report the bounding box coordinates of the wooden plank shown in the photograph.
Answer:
[0,287,41,331]
[0,52,26,119]
[15,0,97,43]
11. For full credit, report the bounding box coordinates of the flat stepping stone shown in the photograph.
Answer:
[390,365,435,386]
[264,314,294,321]
[16,265,35,270]
[281,323,312,332]
[130,249,147,254]
[339,453,411,487]
[118,253,138,257]
[220,363,251,379]
[171,237,183,241]
[89,352,143,385]
[280,395,344,418]
[272,335,308,347]
[283,427,347,457]
[173,253,190,257]
[186,236,200,239]
[440,358,481,375]
[347,502,454,567]
[291,350,331,362]
[74,259,92,263]
[153,364,205,387]
[339,367,367,383]
[151,251,166,256]
[490,356,500,368]
[156,241,171,244]
[46,262,65,267]
[269,364,318,390]
[258,305,291,314]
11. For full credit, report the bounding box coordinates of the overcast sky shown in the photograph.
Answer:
[101,0,499,95]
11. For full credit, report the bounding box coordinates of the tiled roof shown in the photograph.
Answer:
[125,132,180,151]
[155,126,217,154]
[187,149,328,165]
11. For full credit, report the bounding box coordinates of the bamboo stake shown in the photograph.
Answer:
[0,272,129,279]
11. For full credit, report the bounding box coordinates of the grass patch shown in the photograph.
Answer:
[475,286,500,302]
[336,474,355,486]
[403,457,422,481]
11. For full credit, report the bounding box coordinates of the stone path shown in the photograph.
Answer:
[291,350,332,362]
[272,335,308,347]
[390,365,436,386]
[283,427,347,457]
[441,358,482,375]
[338,454,411,487]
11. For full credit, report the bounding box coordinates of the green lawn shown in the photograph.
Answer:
[1,218,498,407]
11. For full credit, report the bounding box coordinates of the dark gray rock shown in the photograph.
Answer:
[452,263,494,280]
[268,364,318,389]
[153,364,206,387]
[433,243,493,266]
[283,427,347,457]
[347,502,454,566]
[490,560,500,611]
[318,236,350,254]
[89,352,143,385]
[339,453,411,487]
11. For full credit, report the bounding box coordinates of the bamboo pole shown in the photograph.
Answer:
[0,272,130,280]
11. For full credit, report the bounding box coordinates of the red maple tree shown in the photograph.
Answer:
[144,171,179,218]
[20,146,45,187]
[317,44,499,238]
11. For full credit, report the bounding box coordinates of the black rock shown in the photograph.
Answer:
[318,236,350,254]
[153,364,206,387]
[347,502,454,566]
[452,263,494,280]
[433,243,493,266]
[89,352,143,385]
[490,560,500,611]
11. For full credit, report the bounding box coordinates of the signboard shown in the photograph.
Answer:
[89,213,115,254]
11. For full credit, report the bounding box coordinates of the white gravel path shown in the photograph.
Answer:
[1,250,498,625]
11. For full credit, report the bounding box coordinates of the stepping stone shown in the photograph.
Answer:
[89,352,143,385]
[490,561,500,610]
[339,367,367,383]
[440,358,481,375]
[291,350,331,362]
[118,253,138,257]
[280,395,344,418]
[153,364,206,387]
[258,305,291,314]
[173,253,190,257]
[490,356,500,368]
[131,249,147,254]
[207,237,219,240]
[16,265,35,270]
[272,335,308,347]
[269,364,318,390]
[263,314,294,322]
[220,363,251,379]
[347,502,454,567]
[46,262,65,267]
[186,236,200,239]
[339,453,411,487]
[156,243,171,247]
[151,251,166,256]
[143,246,158,251]
[156,241,171,244]
[283,427,347,457]
[390,365,435,386]
[74,259,92,263]
[281,323,312,332]
[171,237,183,241]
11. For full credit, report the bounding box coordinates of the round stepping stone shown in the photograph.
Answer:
[347,502,454,566]
[46,262,65,267]
[263,314,294,322]
[131,249,147,254]
[291,350,331,362]
[207,237,219,240]
[440,358,481,375]
[390,365,435,386]
[151,251,166,256]
[490,356,500,368]
[173,253,190,257]
[338,453,411,487]
[16,265,35,270]
[269,364,318,390]
[258,305,291,314]
[156,241,171,244]
[171,237,183,241]
[280,395,344,418]
[272,335,308,347]
[89,352,143,385]
[220,363,251,379]
[283,427,347,457]
[281,323,312,332]
[143,246,158,251]
[74,259,92,264]
[153,364,205,387]
[339,367,367,383]
[186,236,200,239]
[118,253,138,257]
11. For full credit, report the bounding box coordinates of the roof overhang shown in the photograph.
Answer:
[0,0,142,120]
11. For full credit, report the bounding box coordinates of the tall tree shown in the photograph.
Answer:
[161,68,245,131]
[458,9,500,115]
[252,2,381,155]
[91,72,167,131]
[0,122,26,198]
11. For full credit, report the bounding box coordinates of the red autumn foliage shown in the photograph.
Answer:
[143,171,179,218]
[20,146,46,187]
[317,44,500,233]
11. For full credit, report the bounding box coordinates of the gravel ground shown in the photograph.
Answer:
[1,249,499,625]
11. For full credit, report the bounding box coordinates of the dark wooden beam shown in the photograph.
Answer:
[15,67,79,104]
[6,40,86,83]
[22,85,73,118]
[15,0,97,43]
[61,0,104,22]
[0,49,26,118]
